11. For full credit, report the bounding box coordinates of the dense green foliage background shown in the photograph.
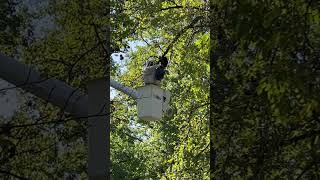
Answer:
[0,0,319,179]
[210,0,320,179]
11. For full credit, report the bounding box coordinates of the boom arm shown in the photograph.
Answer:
[110,79,139,99]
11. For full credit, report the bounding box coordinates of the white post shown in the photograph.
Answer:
[87,78,109,180]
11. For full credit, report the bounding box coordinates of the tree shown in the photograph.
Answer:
[3,0,318,179]
[110,0,210,179]
[209,0,320,178]
[0,0,28,55]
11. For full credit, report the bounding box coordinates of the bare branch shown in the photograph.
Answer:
[0,170,29,180]
[163,16,202,56]
[160,5,183,11]
[0,113,110,129]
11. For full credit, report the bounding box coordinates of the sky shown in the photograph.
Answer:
[110,40,146,99]
[0,81,21,120]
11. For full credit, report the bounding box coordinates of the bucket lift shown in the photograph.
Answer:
[111,56,172,121]
[137,57,172,121]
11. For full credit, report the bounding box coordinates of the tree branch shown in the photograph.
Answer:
[160,5,183,11]
[282,129,320,146]
[0,170,29,180]
[0,112,111,129]
[162,16,202,56]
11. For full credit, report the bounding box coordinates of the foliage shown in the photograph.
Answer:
[210,0,320,178]
[0,0,27,55]
[1,0,319,179]
[109,0,210,179]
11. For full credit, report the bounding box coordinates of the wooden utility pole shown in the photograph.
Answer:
[88,79,109,179]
